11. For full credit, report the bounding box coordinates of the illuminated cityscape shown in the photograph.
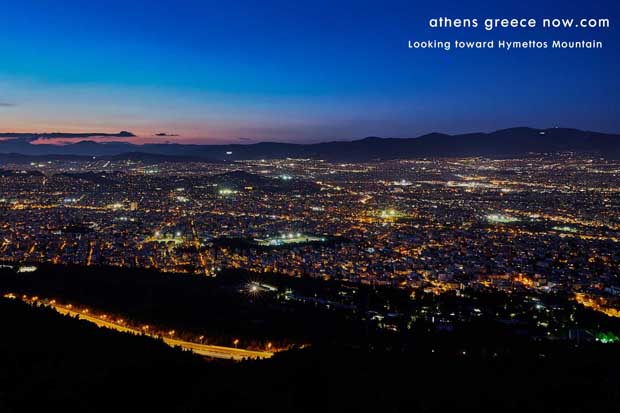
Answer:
[1,153,619,325]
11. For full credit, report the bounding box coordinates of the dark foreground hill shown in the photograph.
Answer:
[2,296,620,412]
[1,127,619,161]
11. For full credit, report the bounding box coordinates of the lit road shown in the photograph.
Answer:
[51,305,273,360]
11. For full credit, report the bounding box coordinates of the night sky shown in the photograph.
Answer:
[0,0,618,143]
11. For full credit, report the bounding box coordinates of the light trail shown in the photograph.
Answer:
[50,304,273,360]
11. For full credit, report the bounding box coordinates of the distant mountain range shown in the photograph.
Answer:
[0,128,618,162]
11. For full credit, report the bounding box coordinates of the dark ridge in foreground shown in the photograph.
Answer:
[2,297,620,412]
[0,127,619,161]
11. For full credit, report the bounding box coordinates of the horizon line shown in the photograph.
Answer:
[0,126,616,147]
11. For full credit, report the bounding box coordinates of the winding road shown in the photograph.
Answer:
[51,304,273,360]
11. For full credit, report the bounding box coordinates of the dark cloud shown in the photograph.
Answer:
[155,132,179,137]
[0,131,135,141]
[0,102,16,107]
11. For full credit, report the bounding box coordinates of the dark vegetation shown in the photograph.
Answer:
[0,264,368,348]
[2,263,620,349]
[211,234,345,250]
[2,296,620,412]
[205,170,321,192]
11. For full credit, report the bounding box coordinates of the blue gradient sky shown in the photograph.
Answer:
[0,0,618,143]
